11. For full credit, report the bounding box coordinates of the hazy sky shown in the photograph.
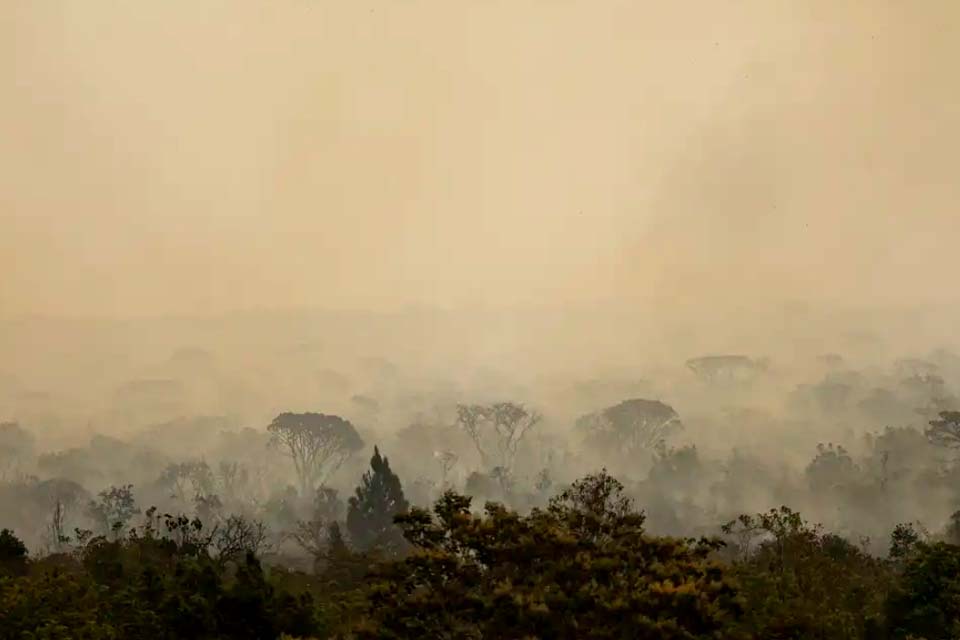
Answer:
[2,1,958,318]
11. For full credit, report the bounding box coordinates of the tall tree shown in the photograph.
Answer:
[455,402,540,472]
[347,447,409,552]
[267,412,364,495]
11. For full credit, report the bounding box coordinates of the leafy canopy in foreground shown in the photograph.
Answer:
[356,470,744,639]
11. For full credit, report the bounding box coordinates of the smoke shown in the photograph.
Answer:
[2,0,956,321]
[2,1,959,433]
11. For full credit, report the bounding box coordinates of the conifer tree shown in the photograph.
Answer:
[346,447,409,552]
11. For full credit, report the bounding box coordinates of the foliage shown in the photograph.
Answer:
[722,506,893,639]
[0,528,28,577]
[6,465,960,639]
[356,470,744,639]
[346,447,409,552]
[885,540,960,639]
[0,519,322,640]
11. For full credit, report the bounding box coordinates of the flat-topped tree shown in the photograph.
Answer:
[576,398,682,457]
[686,354,765,383]
[267,412,364,495]
[455,402,540,473]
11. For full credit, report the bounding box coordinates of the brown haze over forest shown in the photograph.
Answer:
[2,1,959,448]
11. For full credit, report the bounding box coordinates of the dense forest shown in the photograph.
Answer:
[3,342,960,639]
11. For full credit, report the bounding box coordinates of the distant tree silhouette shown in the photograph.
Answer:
[455,402,540,472]
[85,484,139,539]
[686,355,765,383]
[576,398,682,457]
[267,412,364,495]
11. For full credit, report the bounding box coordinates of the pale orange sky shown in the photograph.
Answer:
[2,1,958,318]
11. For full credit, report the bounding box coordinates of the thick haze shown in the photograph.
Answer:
[5,3,960,562]
[3,1,957,320]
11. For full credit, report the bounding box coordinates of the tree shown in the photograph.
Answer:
[290,518,329,573]
[575,398,682,458]
[267,412,364,495]
[32,477,88,551]
[889,521,925,561]
[926,410,960,448]
[213,515,270,566]
[433,449,458,490]
[290,486,345,571]
[454,402,540,472]
[0,523,323,640]
[721,507,892,639]
[86,484,140,539]
[686,355,765,383]
[0,528,28,576]
[347,447,409,552]
[546,469,638,541]
[315,521,376,631]
[158,460,215,502]
[356,471,743,639]
[805,443,860,493]
[885,540,960,639]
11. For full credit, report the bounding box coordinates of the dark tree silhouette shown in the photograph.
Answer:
[267,412,364,495]
[0,528,28,576]
[347,447,409,552]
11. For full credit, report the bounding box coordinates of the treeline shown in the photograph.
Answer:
[4,393,960,638]
[3,464,960,639]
